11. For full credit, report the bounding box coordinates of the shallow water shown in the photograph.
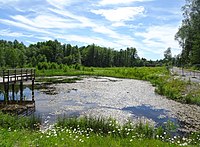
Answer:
[1,76,200,133]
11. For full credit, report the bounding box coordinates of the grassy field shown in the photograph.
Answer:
[0,128,180,147]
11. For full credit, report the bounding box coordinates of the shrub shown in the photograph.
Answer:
[49,62,58,69]
[37,62,49,70]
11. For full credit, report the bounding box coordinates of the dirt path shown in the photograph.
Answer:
[171,67,200,83]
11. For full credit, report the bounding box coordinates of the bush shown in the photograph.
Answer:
[37,62,49,70]
[74,64,81,70]
[49,62,59,69]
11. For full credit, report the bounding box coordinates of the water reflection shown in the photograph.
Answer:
[122,105,179,127]
[0,87,33,101]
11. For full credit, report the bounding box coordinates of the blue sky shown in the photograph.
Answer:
[0,0,185,60]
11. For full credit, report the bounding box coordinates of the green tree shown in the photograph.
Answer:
[164,47,172,65]
[5,48,18,68]
[175,0,200,65]
[18,51,27,67]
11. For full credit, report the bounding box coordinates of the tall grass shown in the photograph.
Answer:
[0,112,41,130]
[2,115,199,147]
[36,66,168,80]
[56,116,178,139]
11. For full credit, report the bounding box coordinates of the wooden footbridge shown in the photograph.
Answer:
[0,68,35,115]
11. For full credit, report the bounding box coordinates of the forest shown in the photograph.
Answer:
[0,39,167,69]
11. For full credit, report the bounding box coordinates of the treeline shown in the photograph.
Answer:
[175,0,200,67]
[0,39,163,68]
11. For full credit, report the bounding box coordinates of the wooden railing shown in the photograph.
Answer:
[1,68,35,84]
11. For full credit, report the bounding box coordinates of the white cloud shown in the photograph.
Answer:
[135,25,181,56]
[25,40,37,44]
[91,7,145,22]
[36,36,54,41]
[0,0,21,8]
[92,26,118,38]
[0,0,19,4]
[48,8,96,28]
[46,0,74,9]
[0,29,33,37]
[48,8,139,48]
[0,18,49,34]
[111,22,127,27]
[49,8,118,38]
[99,0,153,5]
[60,35,118,48]
[11,14,81,29]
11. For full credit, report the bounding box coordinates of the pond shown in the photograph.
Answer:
[1,76,200,133]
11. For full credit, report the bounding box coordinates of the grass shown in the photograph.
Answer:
[0,114,200,147]
[0,114,199,146]
[36,66,168,79]
[0,112,41,130]
[0,127,179,147]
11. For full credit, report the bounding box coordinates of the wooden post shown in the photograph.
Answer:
[6,70,9,103]
[15,69,16,81]
[3,70,5,83]
[4,84,9,103]
[26,69,28,81]
[3,70,6,102]
[8,70,9,83]
[12,84,15,101]
[182,67,184,76]
[20,81,23,102]
[34,69,35,79]
[32,79,34,102]
[21,68,23,81]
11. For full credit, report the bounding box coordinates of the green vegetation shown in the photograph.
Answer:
[36,65,167,78]
[35,77,82,84]
[0,39,164,69]
[175,0,200,67]
[0,128,178,147]
[0,112,40,130]
[0,113,199,146]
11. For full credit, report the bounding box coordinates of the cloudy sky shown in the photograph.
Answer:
[0,0,185,60]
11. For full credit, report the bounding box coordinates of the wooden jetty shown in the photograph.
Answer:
[0,68,35,115]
